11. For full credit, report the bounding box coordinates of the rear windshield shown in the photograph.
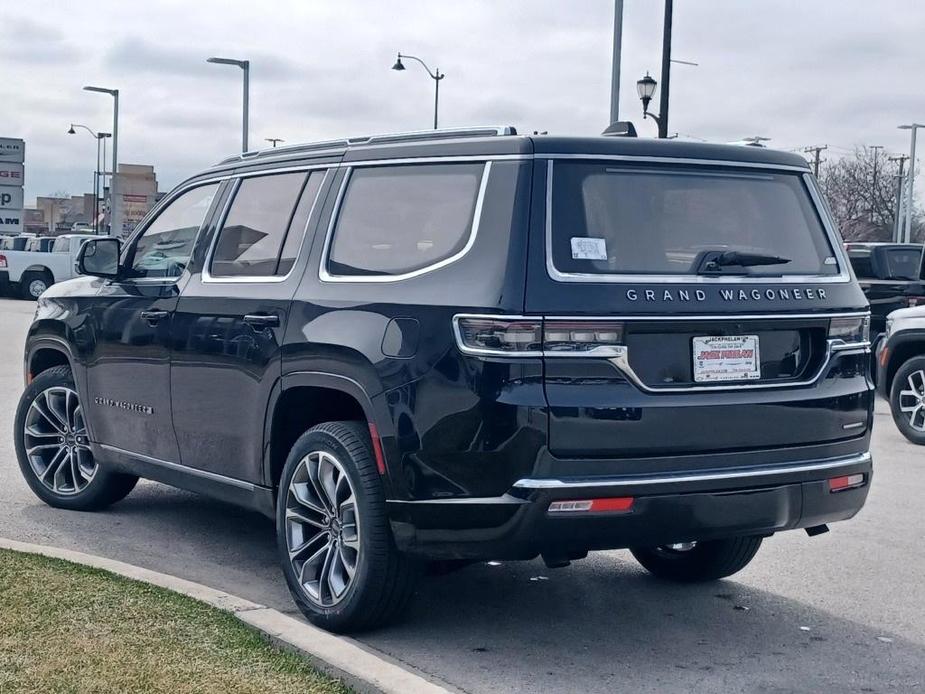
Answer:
[550,163,839,277]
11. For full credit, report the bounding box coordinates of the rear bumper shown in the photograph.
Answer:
[387,451,872,560]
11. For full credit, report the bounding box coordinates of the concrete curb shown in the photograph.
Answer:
[0,537,451,694]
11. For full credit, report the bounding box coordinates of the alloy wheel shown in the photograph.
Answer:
[23,386,96,495]
[285,450,360,607]
[898,369,925,431]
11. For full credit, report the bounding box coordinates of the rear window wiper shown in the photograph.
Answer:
[695,250,792,275]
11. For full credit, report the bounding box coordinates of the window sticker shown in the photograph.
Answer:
[571,236,608,261]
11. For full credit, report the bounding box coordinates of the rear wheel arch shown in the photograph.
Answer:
[24,264,55,282]
[266,372,389,493]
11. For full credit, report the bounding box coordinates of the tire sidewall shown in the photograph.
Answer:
[22,273,49,300]
[276,424,385,631]
[889,356,925,445]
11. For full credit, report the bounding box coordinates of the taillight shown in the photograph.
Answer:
[907,296,924,308]
[453,315,625,357]
[829,315,870,345]
[543,320,624,353]
[453,316,543,356]
[0,254,6,269]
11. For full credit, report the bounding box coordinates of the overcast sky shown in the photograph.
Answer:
[2,0,924,205]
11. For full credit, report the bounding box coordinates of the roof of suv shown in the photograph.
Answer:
[204,126,810,177]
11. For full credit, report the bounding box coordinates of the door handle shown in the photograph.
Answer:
[243,314,280,329]
[140,310,169,326]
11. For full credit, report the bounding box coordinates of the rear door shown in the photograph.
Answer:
[527,157,870,465]
[169,168,331,483]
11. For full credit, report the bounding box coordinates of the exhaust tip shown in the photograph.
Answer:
[805,524,830,537]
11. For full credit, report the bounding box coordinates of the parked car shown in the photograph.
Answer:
[876,305,925,444]
[0,233,95,299]
[14,127,873,633]
[846,242,925,344]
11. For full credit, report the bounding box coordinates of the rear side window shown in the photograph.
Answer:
[210,172,314,278]
[884,248,921,280]
[849,252,875,279]
[326,162,485,278]
[52,237,70,253]
[550,162,839,278]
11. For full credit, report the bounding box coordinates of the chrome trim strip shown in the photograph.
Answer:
[543,160,851,285]
[319,161,492,283]
[202,169,330,284]
[541,311,870,322]
[337,155,526,167]
[543,152,811,172]
[98,443,256,491]
[512,452,872,490]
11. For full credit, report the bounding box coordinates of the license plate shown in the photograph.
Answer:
[692,335,760,383]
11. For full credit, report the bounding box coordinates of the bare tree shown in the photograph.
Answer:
[817,147,923,242]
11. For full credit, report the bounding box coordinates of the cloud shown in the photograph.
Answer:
[0,17,82,64]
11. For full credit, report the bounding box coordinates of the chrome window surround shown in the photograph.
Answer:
[543,157,851,285]
[512,451,872,490]
[318,160,493,283]
[202,167,331,284]
[452,311,871,393]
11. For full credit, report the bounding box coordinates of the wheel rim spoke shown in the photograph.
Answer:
[24,386,97,496]
[286,446,361,608]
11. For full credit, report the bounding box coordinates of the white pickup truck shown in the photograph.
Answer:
[0,234,96,299]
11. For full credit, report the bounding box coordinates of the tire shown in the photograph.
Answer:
[889,355,925,445]
[630,536,763,582]
[277,421,418,633]
[20,271,52,300]
[14,366,138,511]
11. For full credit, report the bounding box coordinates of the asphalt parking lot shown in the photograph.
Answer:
[1,296,923,693]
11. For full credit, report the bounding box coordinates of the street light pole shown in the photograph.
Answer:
[658,0,673,139]
[610,0,624,124]
[83,86,119,235]
[208,57,251,152]
[392,53,445,129]
[899,124,923,243]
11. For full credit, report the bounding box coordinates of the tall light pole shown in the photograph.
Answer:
[899,124,923,244]
[392,52,445,130]
[67,124,110,234]
[83,86,119,235]
[208,57,250,152]
[610,0,624,125]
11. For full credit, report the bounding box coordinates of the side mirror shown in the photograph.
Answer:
[77,237,122,279]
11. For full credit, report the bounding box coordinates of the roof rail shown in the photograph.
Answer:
[212,125,517,166]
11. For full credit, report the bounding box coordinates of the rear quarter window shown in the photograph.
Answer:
[325,162,486,278]
[550,162,839,278]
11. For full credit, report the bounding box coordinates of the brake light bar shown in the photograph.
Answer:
[548,497,634,514]
[828,473,865,493]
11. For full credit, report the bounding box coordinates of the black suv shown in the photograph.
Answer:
[15,127,873,632]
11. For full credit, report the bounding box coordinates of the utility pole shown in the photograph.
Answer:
[804,145,827,177]
[610,0,624,124]
[889,155,909,242]
[869,145,883,223]
[657,0,673,139]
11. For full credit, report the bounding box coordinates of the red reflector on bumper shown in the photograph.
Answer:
[548,497,634,514]
[828,473,865,492]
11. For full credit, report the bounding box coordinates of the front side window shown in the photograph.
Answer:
[210,171,322,278]
[130,183,219,279]
[550,162,839,278]
[326,162,484,277]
